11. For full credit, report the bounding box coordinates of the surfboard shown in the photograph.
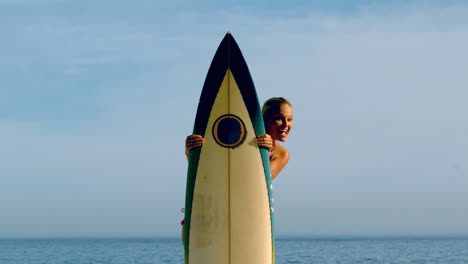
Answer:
[183,33,275,264]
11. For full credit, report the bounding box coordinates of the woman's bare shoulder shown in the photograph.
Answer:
[272,142,290,161]
[269,142,290,179]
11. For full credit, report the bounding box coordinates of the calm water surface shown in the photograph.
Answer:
[1,236,467,264]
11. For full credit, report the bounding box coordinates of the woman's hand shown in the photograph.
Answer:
[185,135,205,157]
[255,134,273,151]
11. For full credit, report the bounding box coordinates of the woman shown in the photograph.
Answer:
[185,97,293,179]
[182,97,293,242]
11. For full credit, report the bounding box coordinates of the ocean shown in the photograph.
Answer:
[1,236,467,264]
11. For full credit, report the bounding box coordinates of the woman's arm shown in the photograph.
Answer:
[255,134,273,150]
[256,135,289,179]
[269,145,289,179]
[185,135,205,158]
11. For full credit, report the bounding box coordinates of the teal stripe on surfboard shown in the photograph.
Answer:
[183,32,274,264]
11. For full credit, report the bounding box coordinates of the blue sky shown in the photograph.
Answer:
[1,0,467,237]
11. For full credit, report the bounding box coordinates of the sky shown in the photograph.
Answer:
[1,0,467,238]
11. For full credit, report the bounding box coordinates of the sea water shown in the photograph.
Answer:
[1,236,467,264]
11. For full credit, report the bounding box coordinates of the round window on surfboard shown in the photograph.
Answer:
[212,114,246,148]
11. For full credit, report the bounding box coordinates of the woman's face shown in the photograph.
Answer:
[265,104,293,142]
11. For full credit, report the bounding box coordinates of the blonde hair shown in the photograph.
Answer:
[262,97,292,123]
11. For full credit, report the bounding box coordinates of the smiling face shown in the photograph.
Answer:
[265,103,294,142]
